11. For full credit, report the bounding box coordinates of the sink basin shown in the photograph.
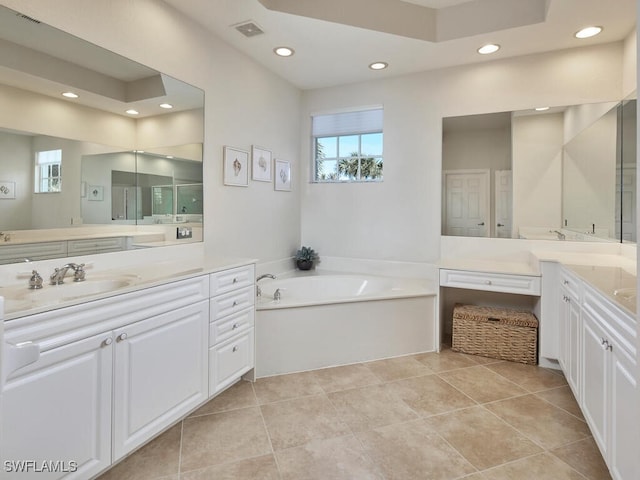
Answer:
[613,287,636,300]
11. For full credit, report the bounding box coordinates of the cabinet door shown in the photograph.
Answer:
[2,334,113,480]
[581,310,609,457]
[609,347,638,480]
[112,300,208,460]
[566,296,581,400]
[557,290,569,372]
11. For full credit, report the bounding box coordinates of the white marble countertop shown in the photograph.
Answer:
[564,264,636,316]
[1,256,255,321]
[438,257,539,276]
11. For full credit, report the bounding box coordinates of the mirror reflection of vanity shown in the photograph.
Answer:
[442,95,637,243]
[0,6,204,264]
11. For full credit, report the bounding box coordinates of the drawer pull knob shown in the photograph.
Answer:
[601,338,607,346]
[232,323,239,330]
[232,345,238,352]
[563,280,569,285]
[103,337,113,347]
[232,301,238,307]
[117,333,128,342]
[233,278,238,283]
[485,280,492,285]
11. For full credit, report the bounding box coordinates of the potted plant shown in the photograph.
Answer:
[294,246,318,270]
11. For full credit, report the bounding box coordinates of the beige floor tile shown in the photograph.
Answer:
[253,371,324,404]
[551,437,612,480]
[97,423,181,480]
[485,362,568,392]
[424,406,542,470]
[413,349,479,372]
[180,455,280,480]
[535,386,585,420]
[261,394,351,450]
[438,365,527,403]
[276,435,382,480]
[357,419,476,480]
[327,383,418,432]
[189,380,257,417]
[363,355,434,381]
[312,363,381,393]
[392,374,476,417]
[485,394,591,449]
[180,407,272,472]
[481,452,586,480]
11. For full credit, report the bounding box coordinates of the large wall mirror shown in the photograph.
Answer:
[442,95,637,243]
[0,6,204,264]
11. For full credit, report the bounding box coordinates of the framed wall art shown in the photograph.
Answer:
[274,159,291,191]
[223,146,249,186]
[88,185,104,201]
[251,145,272,182]
[0,181,16,199]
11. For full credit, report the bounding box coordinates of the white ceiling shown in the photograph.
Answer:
[163,0,637,90]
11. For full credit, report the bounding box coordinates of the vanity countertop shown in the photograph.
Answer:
[564,264,636,316]
[0,256,256,321]
[438,257,539,276]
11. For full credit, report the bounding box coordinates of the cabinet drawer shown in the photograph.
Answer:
[68,237,127,255]
[210,265,255,296]
[209,329,254,395]
[439,269,541,296]
[0,241,67,265]
[560,268,582,301]
[210,307,254,346]
[210,286,255,320]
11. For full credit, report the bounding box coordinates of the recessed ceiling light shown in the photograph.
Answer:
[369,62,388,70]
[535,107,550,111]
[159,103,173,109]
[126,109,139,115]
[274,46,295,57]
[62,92,78,98]
[477,44,500,55]
[575,26,602,39]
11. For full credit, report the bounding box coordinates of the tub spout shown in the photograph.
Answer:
[256,273,276,297]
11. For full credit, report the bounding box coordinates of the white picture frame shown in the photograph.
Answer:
[0,181,16,199]
[88,185,104,201]
[274,159,291,191]
[223,146,249,187]
[251,145,272,182]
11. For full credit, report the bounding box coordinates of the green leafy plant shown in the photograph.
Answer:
[294,246,319,262]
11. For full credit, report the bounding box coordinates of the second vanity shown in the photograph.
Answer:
[439,248,638,480]
[1,256,256,480]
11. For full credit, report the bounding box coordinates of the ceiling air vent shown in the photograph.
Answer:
[15,13,41,24]
[234,21,264,38]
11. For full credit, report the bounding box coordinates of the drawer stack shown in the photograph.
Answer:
[208,265,255,395]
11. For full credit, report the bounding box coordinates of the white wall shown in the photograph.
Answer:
[0,132,31,230]
[512,113,563,234]
[301,42,628,262]
[0,0,302,263]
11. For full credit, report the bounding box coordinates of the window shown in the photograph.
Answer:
[312,108,383,182]
[34,149,62,193]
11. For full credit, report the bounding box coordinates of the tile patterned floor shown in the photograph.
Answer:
[97,349,611,480]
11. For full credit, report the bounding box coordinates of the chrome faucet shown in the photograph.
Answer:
[273,288,282,301]
[50,263,86,285]
[256,273,276,297]
[552,230,566,241]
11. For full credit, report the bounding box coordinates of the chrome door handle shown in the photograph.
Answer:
[117,333,128,342]
[477,222,485,226]
[497,223,504,227]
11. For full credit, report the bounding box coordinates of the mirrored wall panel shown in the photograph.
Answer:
[442,97,637,243]
[0,6,204,264]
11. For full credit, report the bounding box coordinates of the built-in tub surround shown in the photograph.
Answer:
[254,259,438,377]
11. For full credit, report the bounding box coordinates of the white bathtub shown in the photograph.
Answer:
[255,273,438,377]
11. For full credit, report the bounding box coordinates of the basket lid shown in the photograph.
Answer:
[453,304,538,328]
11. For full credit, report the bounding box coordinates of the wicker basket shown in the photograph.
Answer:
[452,304,539,365]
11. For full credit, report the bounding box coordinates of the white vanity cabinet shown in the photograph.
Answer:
[581,284,638,480]
[1,275,211,479]
[208,265,255,395]
[558,267,582,399]
[1,333,113,479]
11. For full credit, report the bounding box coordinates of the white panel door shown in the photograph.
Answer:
[1,333,113,480]
[113,300,208,460]
[494,170,512,238]
[443,170,489,237]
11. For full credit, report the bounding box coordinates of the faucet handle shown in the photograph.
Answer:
[73,263,86,282]
[29,270,43,290]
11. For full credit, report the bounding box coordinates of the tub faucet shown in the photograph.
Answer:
[256,273,276,297]
[552,230,566,241]
[50,263,86,285]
